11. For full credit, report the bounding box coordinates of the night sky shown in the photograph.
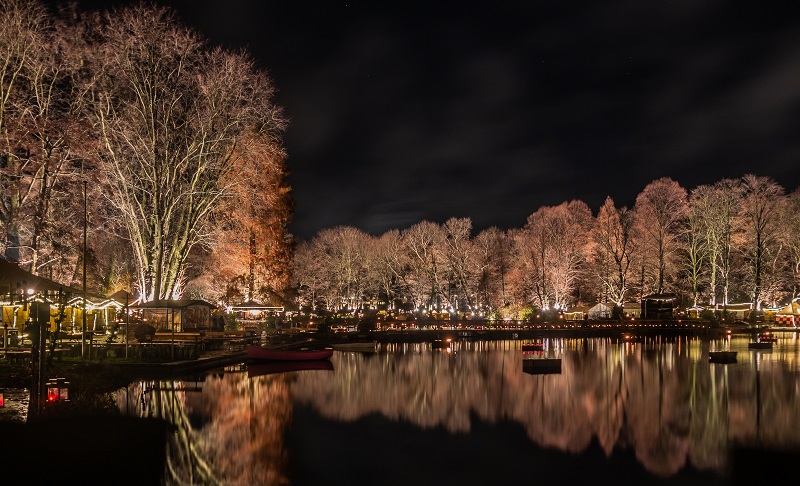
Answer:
[52,1,800,240]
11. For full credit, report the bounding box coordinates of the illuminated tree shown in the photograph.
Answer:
[590,197,634,303]
[442,217,475,310]
[633,177,688,294]
[291,239,329,311]
[689,180,742,305]
[0,0,86,274]
[785,188,800,300]
[516,201,592,309]
[402,221,446,311]
[473,227,510,312]
[86,5,285,300]
[738,174,786,309]
[185,133,292,305]
[373,229,407,310]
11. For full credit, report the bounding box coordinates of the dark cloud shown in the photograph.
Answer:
[49,0,800,239]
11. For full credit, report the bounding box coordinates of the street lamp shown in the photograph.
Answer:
[82,177,88,359]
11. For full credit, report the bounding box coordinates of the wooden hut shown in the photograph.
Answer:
[131,299,218,332]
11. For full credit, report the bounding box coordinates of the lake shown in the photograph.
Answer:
[4,333,800,485]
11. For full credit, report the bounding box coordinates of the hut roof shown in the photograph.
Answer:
[0,258,82,295]
[131,299,217,310]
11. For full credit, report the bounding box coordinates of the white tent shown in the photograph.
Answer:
[588,302,614,319]
[775,302,800,326]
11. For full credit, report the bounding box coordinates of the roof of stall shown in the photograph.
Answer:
[0,258,82,295]
[130,299,217,310]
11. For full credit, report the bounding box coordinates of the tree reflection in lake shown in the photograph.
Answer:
[117,335,800,484]
[118,370,292,485]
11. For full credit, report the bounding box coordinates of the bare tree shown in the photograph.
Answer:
[689,180,742,305]
[313,226,371,312]
[374,229,407,310]
[402,221,446,311]
[785,188,800,300]
[442,217,474,310]
[590,197,634,303]
[473,227,509,313]
[0,0,94,290]
[739,174,786,309]
[516,201,591,309]
[290,239,329,311]
[185,133,292,305]
[633,177,688,294]
[86,5,285,300]
[680,195,707,307]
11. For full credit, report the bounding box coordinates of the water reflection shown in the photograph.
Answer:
[118,370,293,485]
[116,334,800,483]
[289,336,800,478]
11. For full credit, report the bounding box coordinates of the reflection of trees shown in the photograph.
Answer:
[117,372,291,485]
[291,339,800,478]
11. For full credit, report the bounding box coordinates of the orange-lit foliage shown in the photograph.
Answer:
[187,133,293,305]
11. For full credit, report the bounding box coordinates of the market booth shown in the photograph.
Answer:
[130,299,218,332]
[1,258,84,344]
[775,301,800,327]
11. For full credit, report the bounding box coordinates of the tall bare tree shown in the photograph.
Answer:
[442,217,474,310]
[590,197,634,303]
[473,227,509,312]
[739,174,785,309]
[689,180,742,305]
[86,5,285,300]
[185,133,292,305]
[516,201,591,309]
[402,221,446,310]
[633,177,688,294]
[785,188,800,300]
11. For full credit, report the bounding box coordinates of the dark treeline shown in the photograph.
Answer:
[293,175,800,318]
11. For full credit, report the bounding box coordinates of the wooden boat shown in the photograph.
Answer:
[757,331,778,343]
[331,341,377,352]
[522,358,561,375]
[709,351,737,363]
[248,360,334,377]
[246,344,333,361]
[748,341,773,350]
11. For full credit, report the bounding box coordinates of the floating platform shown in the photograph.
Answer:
[709,351,737,363]
[522,343,544,352]
[748,342,773,350]
[522,358,562,375]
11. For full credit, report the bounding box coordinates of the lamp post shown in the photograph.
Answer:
[81,177,88,359]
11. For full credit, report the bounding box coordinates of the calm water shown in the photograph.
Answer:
[5,334,800,485]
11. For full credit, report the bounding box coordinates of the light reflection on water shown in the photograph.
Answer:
[118,334,800,484]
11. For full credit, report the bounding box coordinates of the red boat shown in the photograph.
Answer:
[246,344,333,361]
[248,360,334,377]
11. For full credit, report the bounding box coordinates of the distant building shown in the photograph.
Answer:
[641,294,678,319]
